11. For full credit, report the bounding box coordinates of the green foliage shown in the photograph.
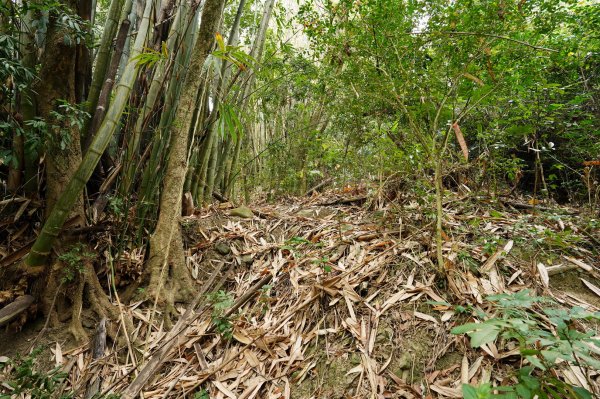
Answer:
[58,243,94,283]
[481,238,501,257]
[56,12,91,46]
[458,251,479,273]
[207,290,235,340]
[0,0,92,170]
[216,102,244,142]
[452,290,600,398]
[0,34,36,94]
[281,236,310,254]
[539,228,582,249]
[9,100,90,163]
[132,43,169,69]
[0,0,92,46]
[107,195,125,217]
[211,32,255,72]
[257,284,273,313]
[48,100,90,149]
[281,236,323,260]
[258,0,600,201]
[194,389,210,399]
[0,120,24,168]
[312,256,332,273]
[0,348,71,399]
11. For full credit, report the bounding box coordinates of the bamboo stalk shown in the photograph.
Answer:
[25,0,154,269]
[85,0,127,123]
[120,1,188,195]
[136,7,199,235]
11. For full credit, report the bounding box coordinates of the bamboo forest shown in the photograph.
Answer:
[0,0,599,397]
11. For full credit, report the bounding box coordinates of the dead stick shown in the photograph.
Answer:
[92,269,231,399]
[318,195,367,206]
[85,318,107,399]
[305,177,333,196]
[120,273,273,399]
[0,295,34,327]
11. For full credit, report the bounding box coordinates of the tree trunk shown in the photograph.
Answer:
[19,8,41,194]
[145,0,225,315]
[25,0,154,270]
[74,0,93,104]
[35,0,84,220]
[136,8,199,238]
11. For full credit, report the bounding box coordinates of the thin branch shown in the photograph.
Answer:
[409,31,558,52]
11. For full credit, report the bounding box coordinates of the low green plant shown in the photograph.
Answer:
[58,243,94,283]
[20,100,90,157]
[194,389,210,399]
[207,290,234,340]
[481,237,501,257]
[48,100,90,151]
[107,195,125,216]
[540,228,581,250]
[281,236,309,258]
[312,256,332,273]
[258,284,273,313]
[458,251,479,273]
[0,347,71,399]
[452,290,600,399]
[281,236,323,259]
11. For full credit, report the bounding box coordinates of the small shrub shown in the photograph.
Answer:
[452,290,600,399]
[58,243,94,283]
[207,290,234,339]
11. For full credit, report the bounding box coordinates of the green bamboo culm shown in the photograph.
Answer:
[85,0,126,118]
[135,8,200,240]
[25,0,154,269]
[120,0,188,195]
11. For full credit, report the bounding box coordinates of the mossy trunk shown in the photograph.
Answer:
[145,0,225,314]
[35,0,84,221]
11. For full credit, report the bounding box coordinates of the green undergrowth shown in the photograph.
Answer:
[0,347,121,399]
[450,290,600,399]
[0,347,71,399]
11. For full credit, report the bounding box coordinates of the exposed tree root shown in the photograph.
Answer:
[68,270,87,343]
[37,255,135,345]
[145,225,195,326]
[37,263,61,327]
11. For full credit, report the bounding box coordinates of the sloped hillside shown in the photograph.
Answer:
[2,191,598,398]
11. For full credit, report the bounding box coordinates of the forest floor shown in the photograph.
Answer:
[1,189,599,398]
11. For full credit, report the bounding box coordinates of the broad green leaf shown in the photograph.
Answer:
[451,322,482,334]
[469,324,501,348]
[515,383,532,399]
[525,355,546,370]
[572,387,593,399]
[462,384,479,399]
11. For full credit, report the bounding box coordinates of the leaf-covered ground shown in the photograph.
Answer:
[1,190,599,398]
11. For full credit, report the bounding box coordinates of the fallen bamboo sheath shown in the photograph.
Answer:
[120,273,273,399]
